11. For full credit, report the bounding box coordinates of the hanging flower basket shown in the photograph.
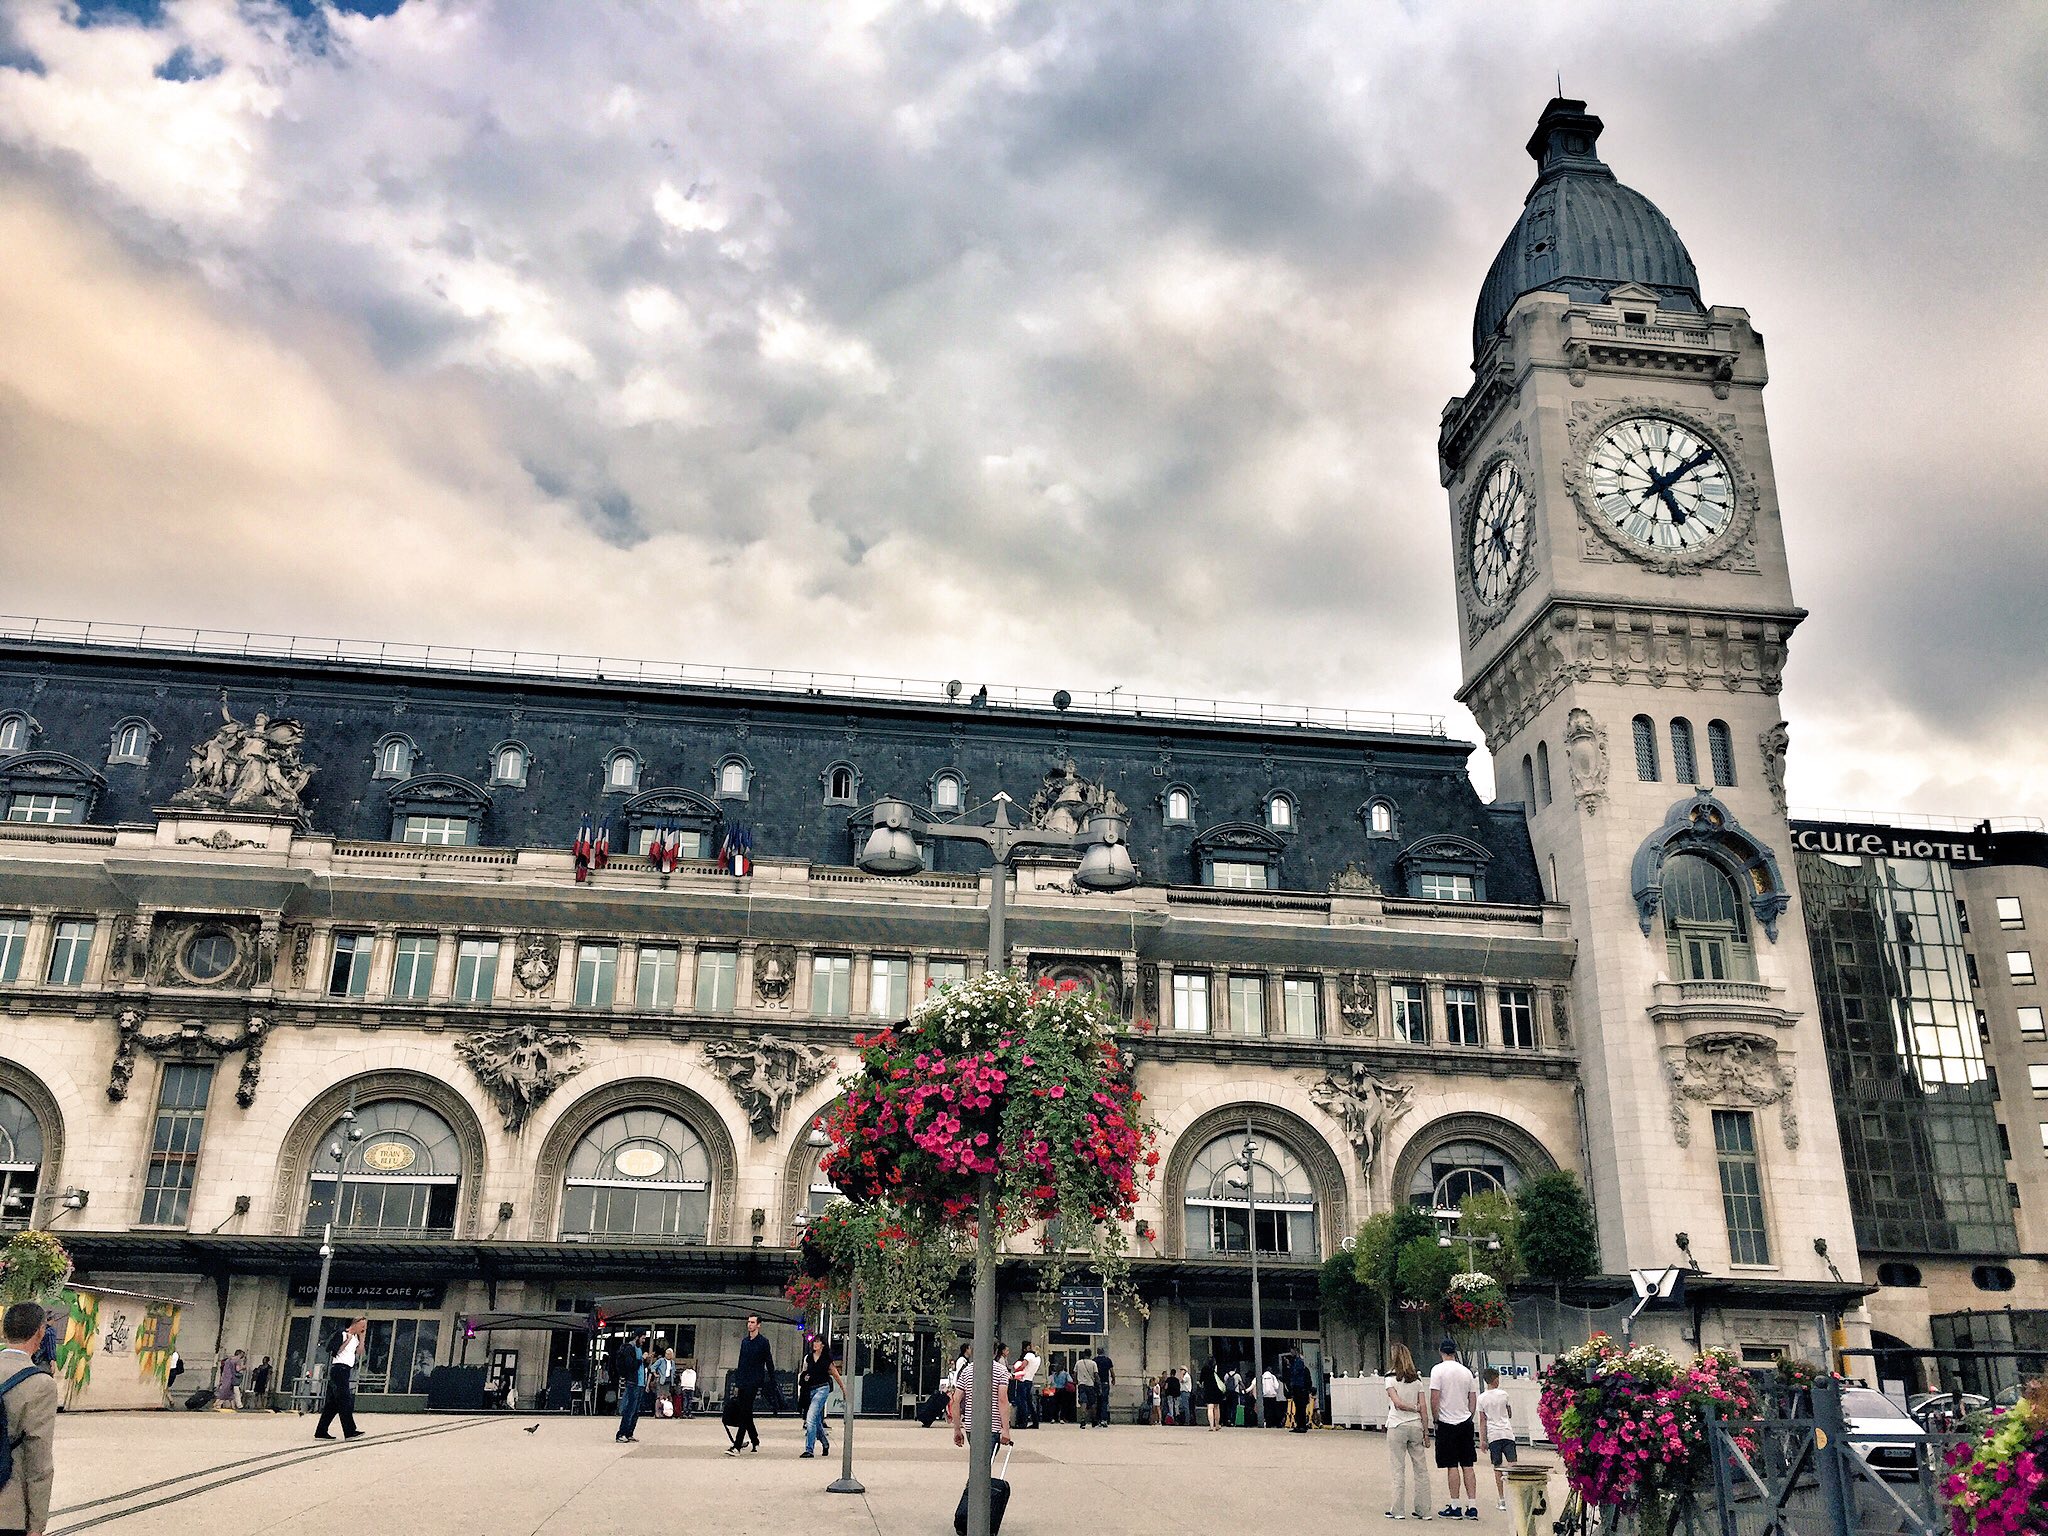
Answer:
[0,1229,72,1304]
[826,969,1157,1292]
[1442,1271,1511,1331]
[1943,1379,2048,1536]
[781,1197,968,1334]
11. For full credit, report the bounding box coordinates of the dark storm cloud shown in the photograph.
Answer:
[0,0,2043,813]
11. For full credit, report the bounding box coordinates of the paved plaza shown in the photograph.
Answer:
[48,1410,1559,1535]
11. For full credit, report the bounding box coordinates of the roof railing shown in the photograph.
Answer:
[1790,806,2045,835]
[0,615,1447,738]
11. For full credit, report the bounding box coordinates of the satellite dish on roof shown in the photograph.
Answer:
[946,680,963,701]
[1052,690,1072,711]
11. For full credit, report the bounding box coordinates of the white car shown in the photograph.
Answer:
[1906,1390,1989,1430]
[1842,1387,1927,1480]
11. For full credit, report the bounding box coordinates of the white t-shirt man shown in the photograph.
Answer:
[333,1332,363,1370]
[1015,1348,1041,1385]
[1429,1356,1477,1424]
[1476,1383,1514,1444]
[1259,1368,1282,1401]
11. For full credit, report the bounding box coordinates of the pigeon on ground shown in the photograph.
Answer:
[524,1423,540,1433]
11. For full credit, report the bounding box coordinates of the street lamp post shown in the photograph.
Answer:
[299,1107,361,1413]
[1226,1116,1265,1425]
[806,1119,866,1497]
[855,791,1137,1536]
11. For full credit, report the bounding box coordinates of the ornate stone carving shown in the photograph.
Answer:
[1564,708,1609,816]
[1665,1032,1798,1149]
[1760,721,1790,816]
[1328,862,1381,895]
[287,925,312,986]
[1550,990,1571,1047]
[455,1022,586,1133]
[169,700,316,818]
[1026,759,1125,834]
[144,916,262,989]
[178,830,264,852]
[512,934,559,994]
[1308,1061,1413,1173]
[752,944,796,1008]
[107,915,133,980]
[107,1009,270,1105]
[1139,964,1160,1027]
[1028,955,1119,1005]
[1337,973,1376,1036]
[703,1036,837,1140]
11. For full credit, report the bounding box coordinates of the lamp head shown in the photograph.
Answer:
[1074,812,1138,891]
[857,797,925,874]
[805,1117,833,1150]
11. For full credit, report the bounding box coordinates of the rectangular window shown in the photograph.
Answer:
[0,916,25,983]
[401,815,470,846]
[1281,977,1319,1038]
[925,959,969,996]
[2009,951,2036,985]
[1713,1109,1771,1265]
[1172,971,1210,1033]
[811,954,852,1016]
[1210,860,1269,890]
[869,957,910,1018]
[574,942,619,1007]
[1967,952,1981,985]
[452,938,498,1002]
[1499,987,1536,1050]
[636,946,679,1009]
[389,934,437,1001]
[45,918,95,986]
[2031,1065,2048,1099]
[327,932,372,997]
[139,1063,215,1227]
[1226,975,1265,1037]
[1444,985,1482,1046]
[1391,982,1428,1043]
[694,948,737,1012]
[5,793,81,825]
[1998,897,2025,929]
[636,827,707,859]
[2020,1006,2046,1041]
[1417,872,1477,902]
[1958,899,1971,934]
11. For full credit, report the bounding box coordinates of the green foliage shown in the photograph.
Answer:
[1353,1206,1433,1302]
[1319,1250,1377,1340]
[1395,1232,1460,1308]
[1515,1171,1600,1284]
[0,1229,72,1302]
[1453,1190,1524,1286]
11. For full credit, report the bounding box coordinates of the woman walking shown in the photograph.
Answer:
[1384,1343,1432,1520]
[1203,1355,1225,1431]
[799,1334,843,1459]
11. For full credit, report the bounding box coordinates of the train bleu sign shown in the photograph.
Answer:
[1790,822,1989,865]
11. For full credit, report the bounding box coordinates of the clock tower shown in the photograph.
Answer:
[1440,99,1862,1303]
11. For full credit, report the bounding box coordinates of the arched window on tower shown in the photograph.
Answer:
[1632,717,1660,782]
[1662,852,1757,983]
[1522,755,1536,806]
[1670,719,1699,786]
[1707,721,1736,788]
[1537,742,1553,806]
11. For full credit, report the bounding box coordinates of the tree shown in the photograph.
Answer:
[1516,1171,1600,1287]
[1395,1232,1460,1310]
[1452,1189,1524,1285]
[1354,1208,1434,1360]
[1319,1250,1379,1372]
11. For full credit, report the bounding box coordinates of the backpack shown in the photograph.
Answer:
[1,1365,47,1496]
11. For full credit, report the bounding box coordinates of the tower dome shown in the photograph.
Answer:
[1471,98,1703,355]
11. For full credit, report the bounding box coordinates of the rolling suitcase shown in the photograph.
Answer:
[953,1443,1014,1536]
[916,1386,950,1428]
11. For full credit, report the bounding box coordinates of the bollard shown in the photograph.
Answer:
[1506,1464,1553,1536]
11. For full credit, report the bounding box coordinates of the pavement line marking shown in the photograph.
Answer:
[47,1417,501,1534]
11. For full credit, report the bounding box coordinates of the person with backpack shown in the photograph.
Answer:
[1,1301,58,1536]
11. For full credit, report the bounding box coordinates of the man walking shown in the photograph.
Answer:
[723,1314,775,1456]
[250,1355,274,1410]
[313,1318,368,1441]
[1429,1339,1480,1520]
[1072,1349,1097,1428]
[614,1330,646,1444]
[1,1302,57,1536]
[948,1339,1012,1464]
[1286,1351,1313,1432]
[1091,1345,1115,1428]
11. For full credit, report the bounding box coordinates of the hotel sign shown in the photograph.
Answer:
[1790,821,1988,866]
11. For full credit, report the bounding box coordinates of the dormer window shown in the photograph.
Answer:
[822,763,858,806]
[606,751,640,792]
[1363,799,1398,839]
[373,735,416,780]
[385,774,491,847]
[715,757,751,799]
[1191,823,1285,891]
[1162,784,1195,827]
[109,719,154,765]
[1395,835,1492,903]
[0,716,26,754]
[491,743,529,787]
[1266,793,1295,832]
[1623,310,1647,326]
[932,772,963,813]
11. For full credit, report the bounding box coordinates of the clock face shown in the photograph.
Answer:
[1467,458,1531,608]
[1585,416,1735,554]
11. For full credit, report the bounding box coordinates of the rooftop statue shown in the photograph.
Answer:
[171,699,316,818]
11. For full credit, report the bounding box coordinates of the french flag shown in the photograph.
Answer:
[719,823,753,877]
[573,814,593,884]
[594,819,611,871]
[654,820,678,874]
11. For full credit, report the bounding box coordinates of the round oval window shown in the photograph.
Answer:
[613,1146,666,1180]
[184,932,237,981]
[362,1141,417,1173]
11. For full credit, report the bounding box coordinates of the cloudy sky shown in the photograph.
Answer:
[1,0,2043,817]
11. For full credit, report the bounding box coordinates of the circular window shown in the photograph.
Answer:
[1876,1262,1922,1288]
[1971,1264,2016,1293]
[183,932,237,982]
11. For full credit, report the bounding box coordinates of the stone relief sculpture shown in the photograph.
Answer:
[455,1022,586,1132]
[1337,973,1377,1036]
[703,1035,837,1140]
[169,699,316,817]
[107,1010,271,1106]
[1026,759,1125,834]
[753,944,796,1008]
[1564,707,1609,816]
[1760,721,1790,815]
[512,934,559,994]
[1328,862,1382,895]
[1665,1032,1799,1150]
[1309,1061,1413,1174]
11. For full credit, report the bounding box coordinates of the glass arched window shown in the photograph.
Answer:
[494,745,526,784]
[111,722,150,763]
[0,1089,45,1230]
[1632,716,1660,782]
[825,765,855,804]
[800,1143,844,1222]
[1670,719,1699,786]
[1184,1130,1318,1258]
[1367,800,1395,837]
[1707,721,1736,788]
[307,1100,462,1235]
[1268,794,1294,831]
[1165,788,1191,824]
[607,751,639,791]
[375,737,414,779]
[1537,742,1552,805]
[718,760,748,796]
[1662,852,1757,982]
[561,1108,712,1242]
[1522,755,1536,805]
[932,773,962,813]
[0,717,24,754]
[1408,1138,1525,1218]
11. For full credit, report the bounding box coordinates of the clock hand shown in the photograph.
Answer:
[1645,449,1712,497]
[1657,486,1688,526]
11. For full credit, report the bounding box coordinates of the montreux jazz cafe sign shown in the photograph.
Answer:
[1790,821,1988,865]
